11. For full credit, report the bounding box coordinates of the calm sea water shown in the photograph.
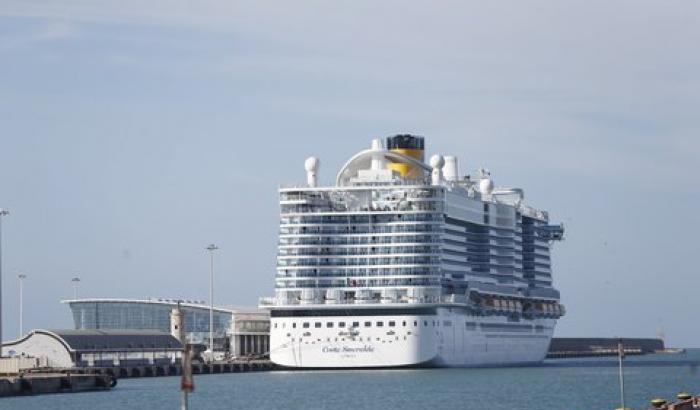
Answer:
[2,350,700,410]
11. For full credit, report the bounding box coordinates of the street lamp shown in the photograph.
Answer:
[206,244,218,353]
[18,273,26,337]
[0,208,10,348]
[71,277,81,300]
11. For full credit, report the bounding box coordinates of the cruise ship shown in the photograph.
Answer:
[261,135,565,368]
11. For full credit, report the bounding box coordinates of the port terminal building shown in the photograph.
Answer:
[63,299,270,357]
[1,329,182,368]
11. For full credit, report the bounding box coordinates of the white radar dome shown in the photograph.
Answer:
[429,154,445,169]
[304,156,320,172]
[479,178,494,195]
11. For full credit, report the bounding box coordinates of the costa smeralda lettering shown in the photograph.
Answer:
[322,345,375,354]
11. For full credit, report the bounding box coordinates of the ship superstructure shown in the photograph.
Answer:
[261,135,565,368]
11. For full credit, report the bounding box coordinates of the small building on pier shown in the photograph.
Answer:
[1,329,183,368]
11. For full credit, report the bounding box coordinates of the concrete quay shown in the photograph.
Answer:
[0,372,114,397]
[71,358,276,379]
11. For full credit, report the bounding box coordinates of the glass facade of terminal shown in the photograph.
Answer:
[69,301,232,345]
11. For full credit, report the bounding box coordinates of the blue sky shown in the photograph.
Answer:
[0,1,698,346]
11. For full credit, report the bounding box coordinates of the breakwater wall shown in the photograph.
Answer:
[547,337,664,358]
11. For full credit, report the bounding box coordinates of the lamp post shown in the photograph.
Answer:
[206,244,218,353]
[0,208,10,348]
[618,339,626,410]
[71,277,81,299]
[18,273,26,337]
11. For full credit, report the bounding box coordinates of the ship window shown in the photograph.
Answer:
[414,321,418,327]
[326,322,333,328]
[293,323,297,329]
[402,321,406,327]
[389,321,396,327]
[302,323,309,328]
[274,323,277,328]
[443,321,452,327]
[377,322,384,327]
[315,322,322,328]
[338,322,346,328]
[364,321,371,327]
[353,322,360,327]
[424,321,428,326]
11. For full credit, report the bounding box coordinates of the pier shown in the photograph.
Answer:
[0,372,115,397]
[69,359,276,379]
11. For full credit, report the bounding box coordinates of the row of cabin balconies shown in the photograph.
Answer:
[441,252,515,265]
[277,256,440,267]
[278,245,440,256]
[442,243,515,257]
[279,223,442,236]
[443,229,514,240]
[521,260,552,270]
[280,201,443,215]
[442,236,515,249]
[279,187,443,203]
[519,241,551,250]
[275,277,441,289]
[276,266,436,276]
[521,254,551,263]
[279,235,441,247]
[441,258,516,272]
[521,247,551,257]
[281,213,443,225]
[521,271,553,280]
[276,270,437,279]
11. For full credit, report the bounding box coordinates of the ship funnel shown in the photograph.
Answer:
[386,134,424,179]
[443,156,459,181]
[305,157,320,187]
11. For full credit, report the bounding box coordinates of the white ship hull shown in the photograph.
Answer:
[270,308,555,368]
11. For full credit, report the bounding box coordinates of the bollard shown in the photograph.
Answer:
[677,393,692,401]
[651,398,667,408]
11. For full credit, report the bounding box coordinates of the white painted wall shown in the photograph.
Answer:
[2,332,73,368]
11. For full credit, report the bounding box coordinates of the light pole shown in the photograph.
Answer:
[0,208,10,349]
[18,273,26,337]
[618,339,626,410]
[71,277,81,300]
[206,244,218,353]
